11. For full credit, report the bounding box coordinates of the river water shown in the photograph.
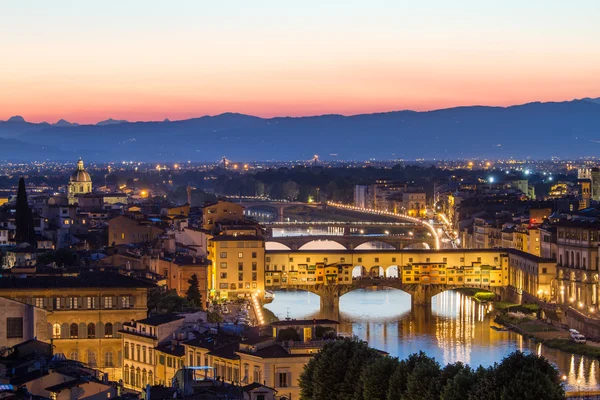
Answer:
[264,289,600,391]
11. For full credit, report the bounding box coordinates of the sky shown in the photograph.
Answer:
[1,0,599,124]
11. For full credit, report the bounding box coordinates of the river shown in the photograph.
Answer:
[264,289,600,391]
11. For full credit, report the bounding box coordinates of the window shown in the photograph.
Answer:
[70,323,78,338]
[53,323,61,338]
[252,282,257,288]
[220,262,228,269]
[6,318,23,338]
[252,252,257,258]
[306,257,311,262]
[220,272,228,279]
[392,257,396,263]
[137,345,141,361]
[86,297,96,309]
[252,272,257,281]
[220,252,227,258]
[70,351,79,361]
[252,262,257,271]
[289,257,294,262]
[105,323,113,338]
[219,283,228,289]
[375,258,379,263]
[122,296,130,308]
[167,357,173,368]
[238,252,243,258]
[149,349,153,364]
[54,298,61,309]
[253,367,261,383]
[408,258,413,263]
[238,272,244,281]
[105,351,114,367]
[87,323,96,338]
[278,372,288,387]
[238,263,244,271]
[87,350,97,367]
[125,343,129,359]
[35,297,44,308]
[104,297,113,308]
[142,346,147,363]
[542,268,547,274]
[159,355,165,365]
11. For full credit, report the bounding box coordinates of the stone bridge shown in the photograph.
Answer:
[234,200,323,222]
[271,278,505,309]
[265,235,436,251]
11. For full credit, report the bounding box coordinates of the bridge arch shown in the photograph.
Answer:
[298,240,347,251]
[385,265,399,278]
[368,266,384,277]
[403,242,431,250]
[352,265,367,278]
[265,241,292,251]
[355,240,396,250]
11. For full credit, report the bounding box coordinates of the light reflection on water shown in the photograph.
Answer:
[264,289,600,391]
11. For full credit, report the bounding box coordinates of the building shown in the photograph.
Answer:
[158,255,210,300]
[0,297,48,348]
[120,314,185,391]
[108,215,166,246]
[354,185,368,209]
[207,235,265,299]
[0,271,154,381]
[202,200,245,232]
[556,220,600,307]
[507,251,556,302]
[68,159,93,205]
[400,192,427,217]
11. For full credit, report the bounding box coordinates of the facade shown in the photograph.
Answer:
[108,215,165,246]
[556,220,600,307]
[264,249,510,290]
[158,256,209,299]
[202,200,245,232]
[120,314,185,391]
[208,236,265,299]
[401,192,427,217]
[354,185,368,208]
[0,272,153,381]
[0,296,48,348]
[507,251,557,302]
[68,159,93,205]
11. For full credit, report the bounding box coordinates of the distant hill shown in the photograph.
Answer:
[0,137,66,160]
[96,118,128,126]
[2,98,600,161]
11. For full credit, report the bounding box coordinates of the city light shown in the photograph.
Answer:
[488,177,495,183]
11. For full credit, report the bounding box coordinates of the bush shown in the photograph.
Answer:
[207,311,224,323]
[473,292,496,302]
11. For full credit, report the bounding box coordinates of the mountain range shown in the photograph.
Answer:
[1,98,600,162]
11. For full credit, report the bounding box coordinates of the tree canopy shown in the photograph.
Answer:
[185,274,203,309]
[299,339,564,400]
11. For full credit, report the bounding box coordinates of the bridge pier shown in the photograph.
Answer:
[411,285,434,306]
[319,284,341,309]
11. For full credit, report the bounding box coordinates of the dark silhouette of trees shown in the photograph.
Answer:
[186,274,203,309]
[299,340,565,400]
[15,178,36,247]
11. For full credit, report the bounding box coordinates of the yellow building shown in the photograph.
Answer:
[68,159,93,204]
[202,200,245,232]
[0,272,153,381]
[264,249,510,290]
[508,251,556,302]
[208,236,265,299]
[121,314,185,390]
[183,333,323,400]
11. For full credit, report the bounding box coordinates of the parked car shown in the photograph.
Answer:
[569,329,587,344]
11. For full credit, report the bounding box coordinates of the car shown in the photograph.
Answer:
[570,330,586,344]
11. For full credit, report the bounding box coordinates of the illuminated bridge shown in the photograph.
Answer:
[264,248,513,310]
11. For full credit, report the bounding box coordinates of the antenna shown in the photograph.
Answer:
[285,307,291,320]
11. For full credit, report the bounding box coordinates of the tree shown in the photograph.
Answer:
[441,365,479,400]
[278,327,301,341]
[37,249,80,267]
[402,356,442,400]
[282,181,300,201]
[186,274,203,308]
[299,338,382,400]
[360,357,399,400]
[148,288,193,315]
[15,178,36,247]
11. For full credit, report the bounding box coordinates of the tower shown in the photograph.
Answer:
[68,158,93,204]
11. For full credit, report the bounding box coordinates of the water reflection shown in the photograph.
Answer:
[264,289,600,391]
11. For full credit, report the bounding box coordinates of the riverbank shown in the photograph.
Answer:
[494,313,600,359]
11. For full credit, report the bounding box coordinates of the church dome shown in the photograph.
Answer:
[70,159,91,183]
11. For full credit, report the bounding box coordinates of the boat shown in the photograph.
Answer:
[490,325,509,331]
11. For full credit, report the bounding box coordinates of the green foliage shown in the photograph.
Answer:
[299,341,565,400]
[278,327,301,342]
[360,357,399,400]
[542,339,600,358]
[207,310,224,323]
[299,338,382,400]
[474,292,496,302]
[314,325,336,339]
[37,249,80,267]
[185,274,203,308]
[148,287,194,315]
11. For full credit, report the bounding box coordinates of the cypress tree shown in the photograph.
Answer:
[186,274,203,309]
[15,177,36,247]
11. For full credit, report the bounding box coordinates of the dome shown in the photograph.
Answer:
[70,159,92,182]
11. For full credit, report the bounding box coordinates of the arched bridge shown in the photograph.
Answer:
[230,199,323,222]
[266,235,436,251]
[272,279,505,308]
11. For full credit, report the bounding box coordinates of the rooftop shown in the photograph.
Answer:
[135,314,185,327]
[0,272,156,290]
